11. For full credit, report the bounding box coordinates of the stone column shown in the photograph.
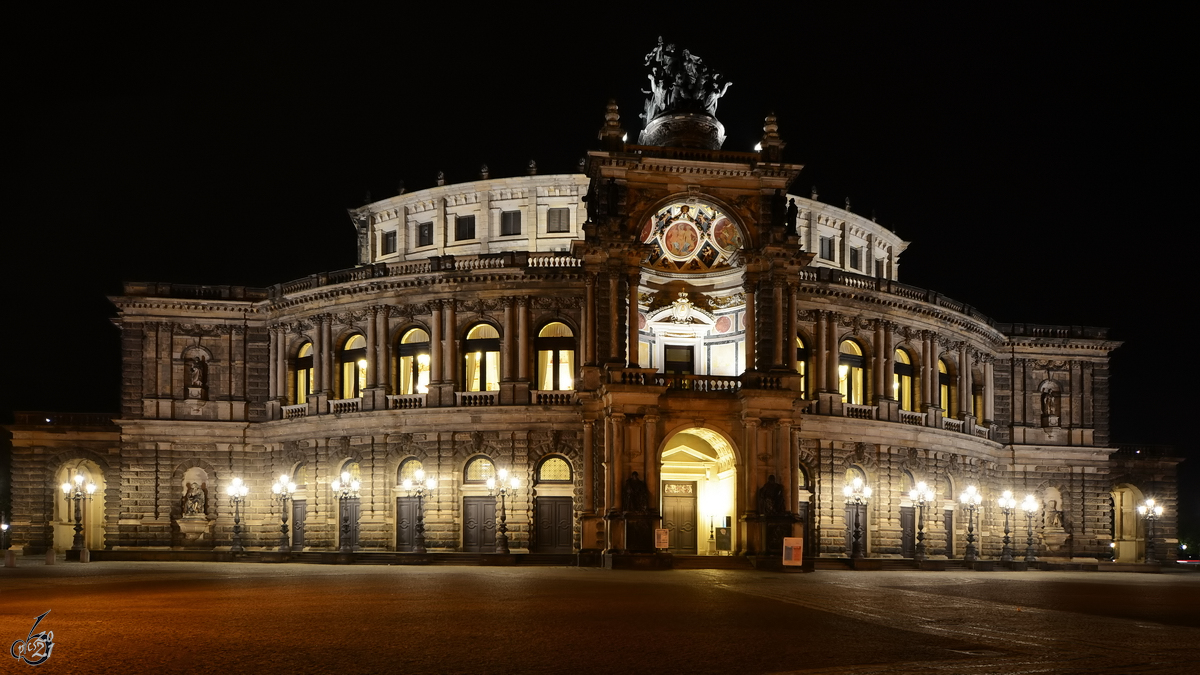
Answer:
[984,358,995,425]
[608,272,621,362]
[313,315,325,393]
[814,311,826,390]
[744,283,757,372]
[922,331,935,409]
[772,280,785,368]
[825,314,839,392]
[959,344,971,418]
[644,415,659,510]
[583,420,595,513]
[268,327,278,399]
[788,284,799,373]
[779,420,793,511]
[323,316,334,396]
[430,301,443,384]
[584,274,596,365]
[444,300,458,387]
[873,321,885,399]
[883,325,895,390]
[377,307,390,393]
[502,298,516,382]
[611,414,626,511]
[517,297,529,381]
[277,326,288,400]
[627,273,640,367]
[366,307,378,388]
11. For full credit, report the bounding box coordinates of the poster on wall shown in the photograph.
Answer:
[783,537,804,566]
[655,529,670,549]
[715,527,732,552]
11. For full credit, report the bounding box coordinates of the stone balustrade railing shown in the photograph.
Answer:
[943,418,965,433]
[387,394,426,410]
[532,390,574,405]
[456,392,498,407]
[329,398,361,414]
[899,410,926,426]
[845,404,878,420]
[281,404,308,419]
[652,374,741,393]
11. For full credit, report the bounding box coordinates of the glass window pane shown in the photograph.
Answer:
[538,350,554,390]
[398,459,423,483]
[485,351,500,391]
[465,458,494,482]
[558,350,574,390]
[539,458,571,481]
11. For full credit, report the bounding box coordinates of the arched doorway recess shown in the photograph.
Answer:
[659,428,738,555]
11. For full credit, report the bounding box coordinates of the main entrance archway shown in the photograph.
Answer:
[1111,484,1145,562]
[659,428,737,555]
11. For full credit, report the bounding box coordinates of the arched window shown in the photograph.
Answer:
[838,340,865,405]
[340,335,367,399]
[292,462,309,488]
[397,328,431,395]
[464,324,500,392]
[798,465,810,491]
[398,458,423,484]
[464,456,495,483]
[536,456,572,482]
[536,322,575,391]
[893,348,914,411]
[795,336,810,399]
[294,342,313,405]
[938,358,956,416]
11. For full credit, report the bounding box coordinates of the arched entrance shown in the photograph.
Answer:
[53,460,107,553]
[1111,484,1145,562]
[659,428,737,555]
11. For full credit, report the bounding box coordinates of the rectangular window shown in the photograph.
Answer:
[382,230,398,255]
[875,258,885,277]
[417,222,433,247]
[501,210,521,236]
[819,236,835,261]
[849,247,861,270]
[547,208,570,233]
[455,215,475,241]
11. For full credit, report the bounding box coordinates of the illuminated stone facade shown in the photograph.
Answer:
[5,54,1180,565]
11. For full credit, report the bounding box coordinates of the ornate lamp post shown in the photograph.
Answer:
[60,472,97,554]
[331,471,361,554]
[1,518,8,550]
[843,476,872,559]
[997,490,1017,562]
[959,485,983,562]
[271,474,297,552]
[1021,493,1039,562]
[908,481,935,562]
[1137,498,1164,564]
[226,477,248,552]
[401,469,437,554]
[487,468,520,555]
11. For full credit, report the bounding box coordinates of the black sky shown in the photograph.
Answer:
[7,8,1195,528]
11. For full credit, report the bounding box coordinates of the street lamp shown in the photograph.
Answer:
[60,472,97,555]
[331,471,361,554]
[1021,494,1039,562]
[843,476,872,559]
[959,485,983,562]
[1137,498,1164,564]
[997,490,1017,562]
[226,477,248,552]
[271,474,297,552]
[487,468,520,555]
[908,481,935,562]
[1,517,8,550]
[401,469,437,554]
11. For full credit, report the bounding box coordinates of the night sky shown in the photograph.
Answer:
[7,9,1195,536]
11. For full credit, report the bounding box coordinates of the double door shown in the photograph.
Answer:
[662,481,697,553]
[534,497,573,553]
[463,496,496,552]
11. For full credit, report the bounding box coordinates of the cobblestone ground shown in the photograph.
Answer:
[2,559,1197,674]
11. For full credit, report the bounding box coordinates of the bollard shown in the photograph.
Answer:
[4,550,15,568]
[45,549,56,565]
[80,548,91,563]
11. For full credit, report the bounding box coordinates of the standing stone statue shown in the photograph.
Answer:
[623,472,650,513]
[188,357,207,388]
[182,482,206,516]
[1046,500,1063,528]
[757,474,785,515]
[786,198,799,236]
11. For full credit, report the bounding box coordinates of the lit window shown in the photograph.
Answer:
[398,458,423,484]
[537,457,572,482]
[342,461,361,483]
[455,215,476,241]
[501,211,521,236]
[294,342,313,405]
[397,329,431,395]
[382,230,398,255]
[341,335,367,399]
[417,222,433,247]
[939,358,956,416]
[795,336,809,399]
[893,348,914,411]
[838,340,865,405]
[664,345,694,375]
[464,457,495,483]
[536,322,575,391]
[464,324,500,392]
[547,208,570,233]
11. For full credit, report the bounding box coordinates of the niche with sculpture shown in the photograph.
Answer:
[175,467,214,548]
[1039,380,1061,428]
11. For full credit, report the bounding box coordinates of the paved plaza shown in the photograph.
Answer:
[2,560,1197,674]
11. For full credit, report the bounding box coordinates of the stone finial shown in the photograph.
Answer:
[397,179,406,196]
[759,111,785,162]
[577,157,586,173]
[480,164,489,180]
[598,99,626,150]
[436,171,445,186]
[811,186,819,201]
[527,160,537,176]
[845,197,852,212]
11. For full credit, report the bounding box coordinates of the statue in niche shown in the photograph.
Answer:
[188,357,207,388]
[1046,500,1063,529]
[623,472,650,513]
[757,475,785,515]
[182,482,207,517]
[1041,387,1057,417]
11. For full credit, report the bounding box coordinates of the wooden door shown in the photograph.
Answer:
[339,498,360,551]
[844,503,867,555]
[396,496,417,552]
[900,505,915,558]
[535,497,573,553]
[662,481,697,553]
[291,500,306,551]
[463,496,496,552]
